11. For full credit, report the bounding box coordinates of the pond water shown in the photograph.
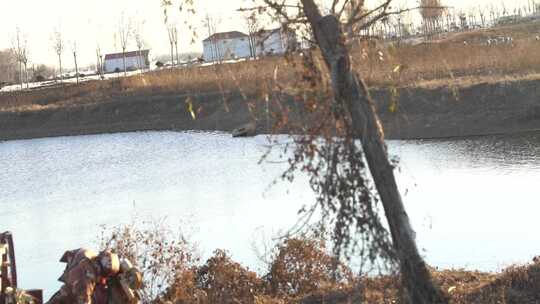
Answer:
[1,131,539,298]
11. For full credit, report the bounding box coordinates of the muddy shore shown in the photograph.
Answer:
[1,76,540,142]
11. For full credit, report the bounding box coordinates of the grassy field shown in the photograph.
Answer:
[2,21,540,113]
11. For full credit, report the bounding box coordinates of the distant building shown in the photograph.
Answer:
[103,50,150,73]
[254,28,297,56]
[202,29,299,62]
[203,31,251,62]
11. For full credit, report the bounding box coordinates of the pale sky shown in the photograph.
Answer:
[0,0,529,68]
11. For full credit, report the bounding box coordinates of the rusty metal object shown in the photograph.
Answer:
[48,249,142,304]
[112,260,142,304]
[0,232,18,303]
[24,291,42,303]
[0,232,43,304]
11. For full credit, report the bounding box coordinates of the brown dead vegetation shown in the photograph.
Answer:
[2,22,540,112]
[358,38,540,87]
[100,223,540,304]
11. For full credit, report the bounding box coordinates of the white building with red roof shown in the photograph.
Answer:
[103,50,150,73]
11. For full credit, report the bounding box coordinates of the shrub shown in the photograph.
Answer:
[197,249,264,304]
[98,220,199,303]
[266,237,354,299]
[159,265,205,304]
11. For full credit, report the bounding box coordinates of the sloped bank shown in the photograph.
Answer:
[372,77,540,139]
[1,77,540,141]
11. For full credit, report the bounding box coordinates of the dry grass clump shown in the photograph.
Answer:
[118,58,285,97]
[266,238,354,299]
[352,38,540,87]
[196,249,264,304]
[454,262,540,304]
[160,249,265,304]
[359,262,540,304]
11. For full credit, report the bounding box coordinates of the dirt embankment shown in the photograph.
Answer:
[1,76,540,141]
[373,76,540,139]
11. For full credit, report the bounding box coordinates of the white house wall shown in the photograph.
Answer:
[255,30,297,56]
[256,31,285,56]
[104,55,147,73]
[203,37,251,62]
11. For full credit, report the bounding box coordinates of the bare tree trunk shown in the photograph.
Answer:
[122,50,127,76]
[19,61,23,90]
[58,55,63,84]
[73,51,79,84]
[175,41,179,66]
[137,48,142,71]
[96,53,101,77]
[170,43,174,66]
[300,1,447,303]
[100,56,104,77]
[249,35,254,58]
[96,51,102,78]
[24,62,28,89]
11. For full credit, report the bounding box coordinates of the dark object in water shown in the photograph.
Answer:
[232,122,256,138]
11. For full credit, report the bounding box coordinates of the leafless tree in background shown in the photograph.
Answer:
[342,0,361,39]
[71,41,79,84]
[167,24,178,66]
[204,14,220,63]
[243,12,260,58]
[478,7,487,28]
[488,5,496,25]
[12,27,29,90]
[133,20,147,71]
[420,0,445,37]
[458,10,467,28]
[0,50,17,85]
[118,13,132,76]
[162,0,183,67]
[386,4,410,40]
[174,27,180,65]
[501,2,508,16]
[52,27,64,83]
[96,44,104,79]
